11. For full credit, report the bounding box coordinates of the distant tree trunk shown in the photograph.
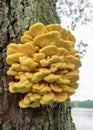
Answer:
[0,0,76,130]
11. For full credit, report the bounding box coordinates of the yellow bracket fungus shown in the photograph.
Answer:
[6,23,81,108]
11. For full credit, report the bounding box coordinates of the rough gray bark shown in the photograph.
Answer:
[0,0,76,130]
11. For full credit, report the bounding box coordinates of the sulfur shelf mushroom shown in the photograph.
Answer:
[19,92,41,108]
[19,56,38,71]
[34,31,61,48]
[50,83,62,93]
[9,80,32,93]
[32,82,51,94]
[62,85,75,95]
[55,92,68,102]
[65,55,81,68]
[6,23,81,108]
[40,55,64,67]
[6,53,27,65]
[40,92,56,104]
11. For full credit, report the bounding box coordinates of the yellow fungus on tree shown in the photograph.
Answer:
[6,23,81,108]
[21,35,33,43]
[50,83,62,93]
[55,92,68,102]
[44,74,60,83]
[65,55,82,68]
[11,63,21,71]
[40,45,61,56]
[19,56,38,71]
[34,53,46,62]
[32,68,51,83]
[7,69,18,76]
[46,24,62,32]
[62,85,75,95]
[70,82,78,89]
[65,70,79,82]
[56,39,74,51]
[40,92,55,104]
[32,82,51,94]
[34,31,61,48]
[19,92,41,108]
[29,23,48,37]
[40,55,64,67]
[6,43,19,56]
[9,80,32,93]
[6,53,27,65]
[18,43,35,57]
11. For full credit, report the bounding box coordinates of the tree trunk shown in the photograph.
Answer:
[0,0,76,130]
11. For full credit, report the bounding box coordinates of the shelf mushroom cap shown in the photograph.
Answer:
[6,23,81,108]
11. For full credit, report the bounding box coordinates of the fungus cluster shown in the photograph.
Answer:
[6,23,81,108]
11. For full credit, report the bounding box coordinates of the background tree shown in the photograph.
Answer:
[56,0,93,58]
[56,0,93,30]
[0,0,75,130]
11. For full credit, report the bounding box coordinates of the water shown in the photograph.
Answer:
[71,108,93,130]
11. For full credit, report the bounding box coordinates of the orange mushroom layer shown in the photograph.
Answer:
[6,23,81,108]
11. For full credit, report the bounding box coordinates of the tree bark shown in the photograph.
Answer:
[0,0,76,130]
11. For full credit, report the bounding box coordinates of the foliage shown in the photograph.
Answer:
[56,0,93,57]
[56,0,93,30]
[72,100,93,108]
[76,40,88,58]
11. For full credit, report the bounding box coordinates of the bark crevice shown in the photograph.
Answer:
[0,0,76,130]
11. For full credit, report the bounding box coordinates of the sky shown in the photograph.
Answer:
[71,24,93,101]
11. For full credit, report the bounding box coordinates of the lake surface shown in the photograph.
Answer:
[71,108,93,130]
